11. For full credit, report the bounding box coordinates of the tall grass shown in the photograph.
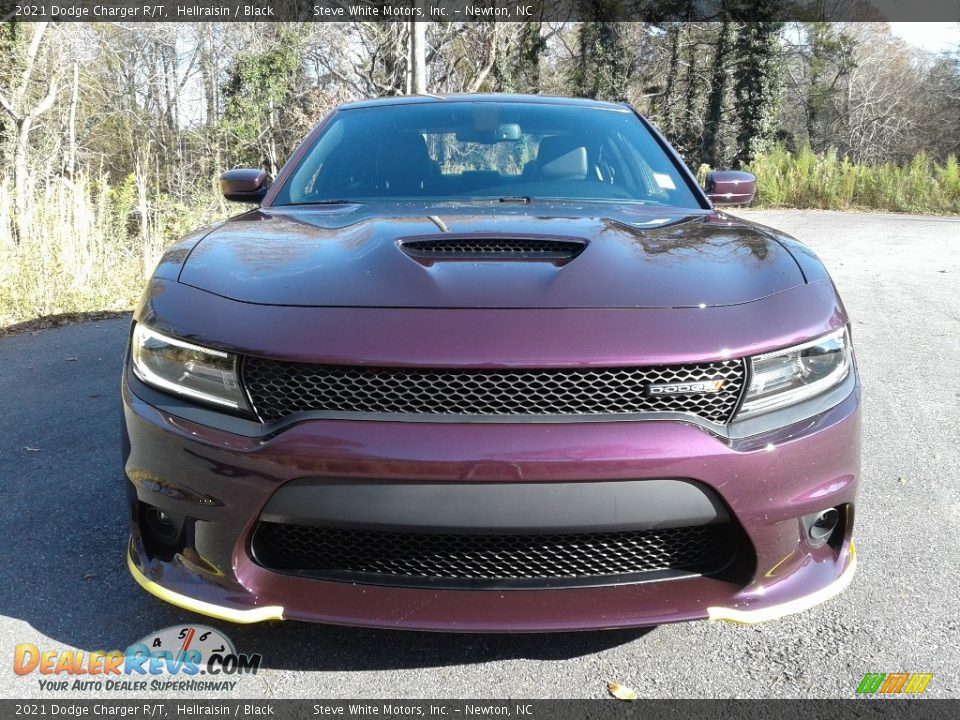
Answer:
[741,146,960,214]
[0,172,222,328]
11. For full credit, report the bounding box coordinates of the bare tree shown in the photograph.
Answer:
[0,22,58,242]
[430,24,511,94]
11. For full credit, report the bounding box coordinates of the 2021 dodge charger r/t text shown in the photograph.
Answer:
[122,95,859,630]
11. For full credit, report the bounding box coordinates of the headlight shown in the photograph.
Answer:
[131,324,250,411]
[737,327,852,419]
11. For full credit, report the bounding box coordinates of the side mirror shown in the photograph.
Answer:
[704,170,756,207]
[220,168,271,203]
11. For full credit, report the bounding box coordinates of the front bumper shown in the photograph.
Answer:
[122,368,861,632]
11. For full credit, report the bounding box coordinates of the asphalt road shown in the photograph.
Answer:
[1,209,958,700]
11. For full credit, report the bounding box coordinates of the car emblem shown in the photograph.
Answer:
[647,379,726,396]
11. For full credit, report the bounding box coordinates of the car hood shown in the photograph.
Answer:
[177,204,805,309]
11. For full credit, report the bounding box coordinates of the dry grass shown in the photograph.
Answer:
[699,146,960,215]
[749,147,960,214]
[0,172,222,329]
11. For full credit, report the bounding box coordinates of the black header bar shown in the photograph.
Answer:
[4,0,960,22]
[0,699,958,720]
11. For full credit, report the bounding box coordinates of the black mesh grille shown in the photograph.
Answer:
[400,238,584,260]
[252,522,736,588]
[243,359,745,424]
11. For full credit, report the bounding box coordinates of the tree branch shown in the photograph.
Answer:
[0,89,21,123]
[16,22,49,106]
[29,78,59,119]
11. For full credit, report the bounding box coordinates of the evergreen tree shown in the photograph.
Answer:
[732,20,784,167]
[802,22,855,154]
[222,29,304,173]
[495,21,546,94]
[701,18,733,167]
[575,2,627,101]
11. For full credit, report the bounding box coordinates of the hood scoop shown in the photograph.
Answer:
[399,236,586,265]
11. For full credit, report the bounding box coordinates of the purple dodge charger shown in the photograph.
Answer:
[122,95,859,630]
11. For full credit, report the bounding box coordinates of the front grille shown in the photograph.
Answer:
[243,359,745,424]
[400,238,585,260]
[251,522,736,588]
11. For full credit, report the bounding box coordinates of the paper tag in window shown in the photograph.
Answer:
[653,173,676,190]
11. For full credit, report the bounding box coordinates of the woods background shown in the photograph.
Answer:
[1,20,959,327]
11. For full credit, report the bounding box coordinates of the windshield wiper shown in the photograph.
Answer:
[451,196,533,205]
[459,196,654,206]
[529,197,656,205]
[284,199,363,206]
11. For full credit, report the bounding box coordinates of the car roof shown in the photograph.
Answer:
[336,93,633,112]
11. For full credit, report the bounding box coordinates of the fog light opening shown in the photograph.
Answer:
[138,502,186,557]
[146,508,178,540]
[806,508,840,547]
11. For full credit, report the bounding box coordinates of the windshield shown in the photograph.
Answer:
[271,101,703,209]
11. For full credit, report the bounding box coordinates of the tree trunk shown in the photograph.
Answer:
[659,23,681,136]
[200,26,219,125]
[734,18,783,167]
[13,116,32,244]
[520,22,543,93]
[407,17,426,94]
[701,19,732,168]
[66,61,79,177]
[680,24,700,160]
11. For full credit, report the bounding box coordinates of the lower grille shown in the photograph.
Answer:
[242,359,747,424]
[251,522,737,589]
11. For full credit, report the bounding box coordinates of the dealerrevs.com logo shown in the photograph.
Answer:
[13,625,262,692]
